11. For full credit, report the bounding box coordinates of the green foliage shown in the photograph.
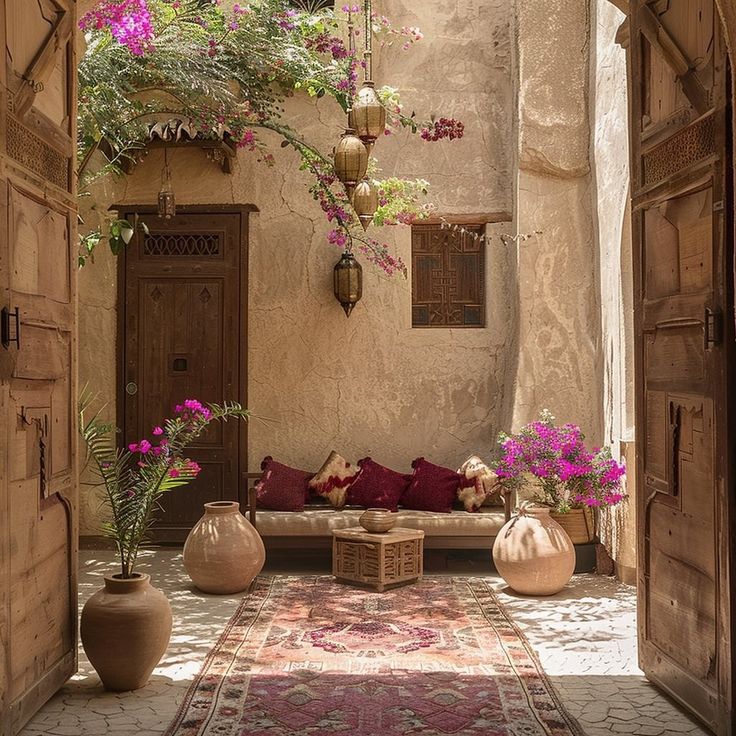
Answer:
[79,389,248,577]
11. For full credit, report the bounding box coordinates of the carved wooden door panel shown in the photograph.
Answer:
[122,210,247,542]
[629,0,734,731]
[0,1,78,734]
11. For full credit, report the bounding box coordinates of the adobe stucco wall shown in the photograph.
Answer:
[589,0,636,581]
[512,0,603,444]
[77,0,518,534]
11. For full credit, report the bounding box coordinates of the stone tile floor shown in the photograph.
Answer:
[20,549,708,736]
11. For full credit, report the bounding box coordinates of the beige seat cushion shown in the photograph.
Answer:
[254,506,505,537]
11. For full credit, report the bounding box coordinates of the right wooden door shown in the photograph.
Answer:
[629,1,734,731]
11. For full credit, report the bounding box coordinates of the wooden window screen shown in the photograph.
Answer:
[411,223,485,327]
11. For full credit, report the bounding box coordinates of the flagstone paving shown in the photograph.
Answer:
[20,549,707,736]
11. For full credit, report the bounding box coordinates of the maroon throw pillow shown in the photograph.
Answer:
[346,457,410,512]
[255,456,312,511]
[401,457,463,513]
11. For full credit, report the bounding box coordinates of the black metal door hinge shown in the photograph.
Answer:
[1,306,20,350]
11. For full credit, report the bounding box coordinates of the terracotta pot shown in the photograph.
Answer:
[81,573,172,691]
[492,506,575,595]
[183,501,265,594]
[359,507,396,533]
[550,507,595,544]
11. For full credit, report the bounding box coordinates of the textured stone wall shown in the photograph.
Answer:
[511,0,603,444]
[77,0,516,534]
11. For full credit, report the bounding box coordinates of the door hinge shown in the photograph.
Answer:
[704,306,723,350]
[1,306,20,350]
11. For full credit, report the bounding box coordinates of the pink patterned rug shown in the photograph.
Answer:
[165,576,584,736]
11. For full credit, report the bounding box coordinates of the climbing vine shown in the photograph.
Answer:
[77,0,464,272]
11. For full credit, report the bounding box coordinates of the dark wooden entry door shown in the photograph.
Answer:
[628,0,734,731]
[1,0,78,733]
[121,209,248,542]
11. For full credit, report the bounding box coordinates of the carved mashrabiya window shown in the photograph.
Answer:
[411,223,486,328]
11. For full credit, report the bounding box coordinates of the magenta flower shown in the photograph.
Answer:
[152,426,164,436]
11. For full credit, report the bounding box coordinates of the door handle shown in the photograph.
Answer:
[125,382,138,395]
[1,306,20,350]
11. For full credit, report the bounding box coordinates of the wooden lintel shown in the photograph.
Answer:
[421,212,513,226]
[112,138,237,175]
[14,10,71,119]
[640,5,710,115]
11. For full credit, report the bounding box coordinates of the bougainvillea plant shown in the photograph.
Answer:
[77,0,464,273]
[80,391,248,578]
[493,410,626,513]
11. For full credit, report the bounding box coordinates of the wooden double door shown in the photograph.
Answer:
[628,0,735,731]
[120,208,249,542]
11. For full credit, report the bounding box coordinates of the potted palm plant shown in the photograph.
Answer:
[78,393,248,691]
[493,410,626,543]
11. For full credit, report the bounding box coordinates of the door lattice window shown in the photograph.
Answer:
[143,232,221,257]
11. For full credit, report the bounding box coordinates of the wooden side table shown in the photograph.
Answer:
[332,527,424,592]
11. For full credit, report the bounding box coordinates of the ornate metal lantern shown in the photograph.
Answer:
[158,148,176,218]
[352,179,378,230]
[333,250,363,317]
[333,128,368,196]
[349,81,386,153]
[158,190,176,219]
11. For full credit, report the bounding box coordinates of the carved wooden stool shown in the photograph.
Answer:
[332,527,424,592]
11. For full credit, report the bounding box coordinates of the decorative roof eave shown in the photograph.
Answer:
[115,119,238,175]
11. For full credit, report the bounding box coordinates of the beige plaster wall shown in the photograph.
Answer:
[77,0,516,534]
[589,0,636,580]
[511,0,603,444]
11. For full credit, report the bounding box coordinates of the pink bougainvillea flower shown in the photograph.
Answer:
[152,426,164,436]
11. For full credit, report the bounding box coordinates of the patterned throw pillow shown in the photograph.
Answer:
[255,456,312,511]
[308,450,360,508]
[401,458,463,513]
[457,455,501,511]
[346,457,410,511]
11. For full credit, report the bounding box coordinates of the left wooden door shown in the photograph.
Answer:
[0,1,78,734]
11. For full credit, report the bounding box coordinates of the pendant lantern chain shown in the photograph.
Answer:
[364,0,372,80]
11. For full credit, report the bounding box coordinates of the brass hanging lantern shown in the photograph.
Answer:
[333,250,363,317]
[349,80,386,154]
[158,147,176,219]
[352,179,378,230]
[334,128,368,197]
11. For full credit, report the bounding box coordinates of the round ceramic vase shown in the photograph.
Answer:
[183,501,265,594]
[81,573,172,691]
[492,506,576,595]
[359,508,396,533]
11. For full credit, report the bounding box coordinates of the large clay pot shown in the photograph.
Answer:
[81,573,172,691]
[359,507,396,533]
[183,500,265,594]
[492,505,575,595]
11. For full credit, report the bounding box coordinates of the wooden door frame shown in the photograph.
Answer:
[115,204,255,514]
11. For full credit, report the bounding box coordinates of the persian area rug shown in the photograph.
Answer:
[165,576,584,736]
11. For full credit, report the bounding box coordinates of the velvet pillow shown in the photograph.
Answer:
[457,455,501,511]
[346,457,410,512]
[308,450,360,508]
[401,457,463,513]
[255,456,312,511]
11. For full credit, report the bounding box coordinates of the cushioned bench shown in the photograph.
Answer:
[244,474,509,550]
